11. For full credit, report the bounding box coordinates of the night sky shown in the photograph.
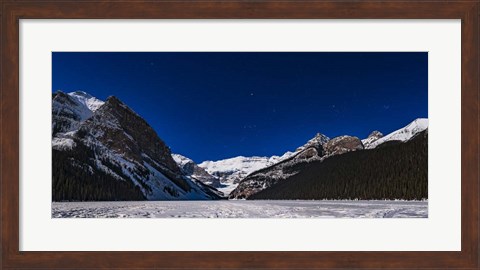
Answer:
[52,52,428,163]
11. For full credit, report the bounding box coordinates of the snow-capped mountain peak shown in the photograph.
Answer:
[296,133,330,152]
[52,91,222,201]
[68,91,105,113]
[364,118,428,149]
[172,153,222,191]
[368,130,383,139]
[52,90,105,136]
[405,118,428,132]
[197,152,296,195]
[55,90,105,121]
[361,130,383,148]
[229,119,428,199]
[199,155,283,178]
[172,153,194,167]
[196,133,330,196]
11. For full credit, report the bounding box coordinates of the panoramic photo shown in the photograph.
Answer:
[51,52,428,218]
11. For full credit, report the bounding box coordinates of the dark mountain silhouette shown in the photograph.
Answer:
[249,130,428,200]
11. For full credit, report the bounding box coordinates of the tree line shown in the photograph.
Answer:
[249,131,428,200]
[52,142,145,201]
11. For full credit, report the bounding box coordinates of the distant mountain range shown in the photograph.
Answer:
[196,118,428,199]
[52,91,428,201]
[249,129,427,200]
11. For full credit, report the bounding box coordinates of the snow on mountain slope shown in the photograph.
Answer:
[196,134,330,197]
[53,91,427,203]
[197,134,331,196]
[361,131,383,149]
[52,90,105,136]
[296,133,330,152]
[229,135,364,199]
[199,153,292,179]
[52,137,76,150]
[54,91,104,121]
[172,153,192,167]
[199,155,285,178]
[69,91,105,114]
[52,92,221,201]
[197,152,296,195]
[364,118,428,149]
[172,154,221,187]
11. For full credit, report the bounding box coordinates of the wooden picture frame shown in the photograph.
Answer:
[1,1,478,269]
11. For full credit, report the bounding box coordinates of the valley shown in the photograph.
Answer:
[52,90,429,207]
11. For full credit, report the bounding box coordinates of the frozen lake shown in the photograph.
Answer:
[52,200,427,218]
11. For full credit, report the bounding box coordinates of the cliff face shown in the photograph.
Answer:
[52,92,221,201]
[229,119,428,200]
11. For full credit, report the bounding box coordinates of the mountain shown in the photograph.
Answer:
[53,92,428,202]
[250,130,428,200]
[52,91,104,136]
[229,134,363,199]
[324,135,364,155]
[361,131,383,149]
[363,118,428,149]
[172,154,221,187]
[229,119,428,199]
[196,133,329,195]
[52,91,221,201]
[295,133,330,152]
[197,152,296,195]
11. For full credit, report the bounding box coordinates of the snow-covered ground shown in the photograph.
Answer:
[52,200,427,218]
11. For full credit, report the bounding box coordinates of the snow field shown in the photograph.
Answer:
[52,200,427,218]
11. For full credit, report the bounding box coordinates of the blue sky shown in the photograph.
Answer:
[52,52,428,163]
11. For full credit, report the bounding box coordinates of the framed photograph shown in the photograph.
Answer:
[1,1,478,269]
[50,51,429,218]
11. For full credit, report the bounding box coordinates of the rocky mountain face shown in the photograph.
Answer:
[53,92,429,202]
[172,154,221,187]
[229,119,428,199]
[250,130,428,200]
[229,134,363,199]
[295,133,330,152]
[197,132,362,198]
[325,136,363,156]
[195,133,329,195]
[52,91,221,201]
[361,131,383,149]
[197,153,296,195]
[52,91,104,136]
